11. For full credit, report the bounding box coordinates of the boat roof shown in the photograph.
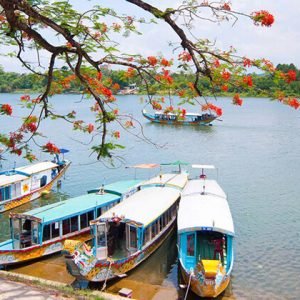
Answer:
[192,164,215,169]
[99,186,180,227]
[11,180,141,224]
[154,111,201,117]
[178,179,234,236]
[0,161,59,187]
[141,173,188,190]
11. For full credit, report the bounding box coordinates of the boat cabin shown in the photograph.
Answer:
[0,161,63,203]
[92,186,180,260]
[5,180,141,251]
[178,178,234,273]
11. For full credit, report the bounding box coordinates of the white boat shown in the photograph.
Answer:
[178,165,234,298]
[0,158,70,212]
[64,172,188,283]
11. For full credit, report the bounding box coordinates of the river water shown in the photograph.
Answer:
[0,94,300,299]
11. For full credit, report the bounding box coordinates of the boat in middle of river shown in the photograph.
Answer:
[64,172,188,283]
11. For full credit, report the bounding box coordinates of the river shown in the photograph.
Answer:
[0,94,300,299]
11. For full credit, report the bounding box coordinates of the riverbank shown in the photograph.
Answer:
[0,270,130,300]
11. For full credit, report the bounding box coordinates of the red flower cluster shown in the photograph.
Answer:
[161,58,171,67]
[164,106,174,114]
[221,85,228,92]
[125,120,134,128]
[0,104,12,115]
[152,101,162,110]
[243,58,252,67]
[87,123,94,133]
[113,131,120,139]
[233,94,243,106]
[97,72,102,81]
[22,122,37,133]
[221,71,231,81]
[221,3,231,11]
[162,69,173,84]
[202,103,223,116]
[181,108,186,117]
[214,59,220,68]
[20,95,31,101]
[288,98,300,109]
[178,51,192,62]
[243,76,253,87]
[178,90,186,97]
[101,87,113,98]
[125,67,135,78]
[43,142,60,154]
[286,70,297,83]
[147,56,158,66]
[253,10,275,27]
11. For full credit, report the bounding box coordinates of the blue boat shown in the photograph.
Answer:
[178,165,234,298]
[0,179,141,267]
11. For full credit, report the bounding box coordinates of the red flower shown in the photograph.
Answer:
[0,104,12,115]
[125,67,135,78]
[152,101,162,110]
[26,122,37,133]
[214,59,220,68]
[147,56,158,66]
[113,109,119,115]
[181,109,186,116]
[113,131,120,139]
[221,71,231,81]
[178,51,192,62]
[162,69,173,84]
[87,123,94,133]
[243,76,253,87]
[97,72,102,81]
[288,98,299,110]
[125,120,134,128]
[221,3,231,11]
[221,85,228,92]
[101,87,113,98]
[178,90,186,97]
[232,94,243,106]
[243,58,252,67]
[252,10,275,27]
[286,70,297,83]
[20,95,31,101]
[43,142,60,154]
[161,58,171,67]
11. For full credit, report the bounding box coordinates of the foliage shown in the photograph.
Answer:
[0,0,298,161]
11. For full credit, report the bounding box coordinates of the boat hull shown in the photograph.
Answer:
[0,230,91,267]
[0,162,70,213]
[179,260,230,298]
[142,111,216,126]
[66,220,175,282]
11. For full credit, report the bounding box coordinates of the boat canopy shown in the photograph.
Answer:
[0,161,59,187]
[154,111,202,117]
[192,164,215,169]
[129,164,159,169]
[99,186,180,227]
[141,173,188,190]
[10,180,141,224]
[178,179,234,236]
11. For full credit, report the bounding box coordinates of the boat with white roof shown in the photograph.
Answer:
[64,172,188,284]
[178,165,234,298]
[0,155,70,212]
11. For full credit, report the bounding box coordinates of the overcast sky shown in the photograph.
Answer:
[0,0,299,72]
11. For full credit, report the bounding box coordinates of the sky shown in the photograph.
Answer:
[0,0,299,72]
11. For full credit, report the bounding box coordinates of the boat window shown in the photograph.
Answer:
[87,210,94,223]
[31,221,39,244]
[156,219,161,233]
[129,226,137,249]
[97,223,106,247]
[11,182,21,199]
[151,222,157,238]
[43,224,51,241]
[51,222,60,239]
[12,218,21,249]
[143,226,151,245]
[62,219,71,235]
[187,234,195,256]
[80,213,88,229]
[96,207,102,217]
[40,175,47,187]
[0,186,11,201]
[70,216,78,232]
[161,215,166,228]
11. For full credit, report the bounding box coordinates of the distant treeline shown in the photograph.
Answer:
[0,63,299,96]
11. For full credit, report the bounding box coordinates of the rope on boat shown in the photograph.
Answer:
[183,271,193,300]
[101,259,113,292]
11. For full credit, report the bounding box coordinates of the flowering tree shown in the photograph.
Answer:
[0,0,298,161]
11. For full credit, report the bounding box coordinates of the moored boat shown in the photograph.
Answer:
[64,172,188,283]
[0,179,141,267]
[142,109,216,126]
[0,157,70,213]
[178,165,234,298]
